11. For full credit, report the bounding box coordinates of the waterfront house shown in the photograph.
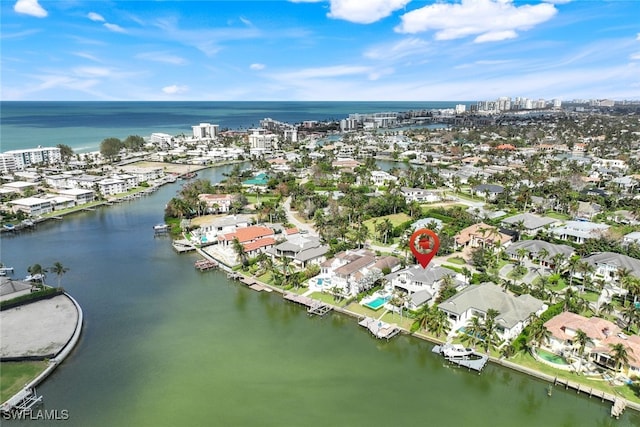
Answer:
[320,249,378,297]
[266,235,330,269]
[217,225,274,248]
[198,193,236,214]
[544,312,640,376]
[385,264,461,310]
[438,283,546,341]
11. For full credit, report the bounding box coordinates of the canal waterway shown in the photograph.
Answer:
[2,165,638,426]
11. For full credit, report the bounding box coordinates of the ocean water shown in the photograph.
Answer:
[0,101,468,153]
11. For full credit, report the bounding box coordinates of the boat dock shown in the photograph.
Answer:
[283,293,332,316]
[0,266,14,276]
[194,259,218,271]
[358,317,400,340]
[172,239,195,253]
[432,344,489,373]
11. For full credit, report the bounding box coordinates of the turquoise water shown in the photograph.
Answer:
[537,349,570,366]
[364,296,390,310]
[0,101,468,153]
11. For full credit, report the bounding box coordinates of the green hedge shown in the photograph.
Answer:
[0,287,64,310]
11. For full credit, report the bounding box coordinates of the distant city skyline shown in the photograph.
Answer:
[2,0,639,101]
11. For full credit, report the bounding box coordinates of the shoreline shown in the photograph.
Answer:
[193,246,640,414]
[0,292,84,413]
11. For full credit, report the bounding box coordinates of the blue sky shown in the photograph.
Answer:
[2,0,639,101]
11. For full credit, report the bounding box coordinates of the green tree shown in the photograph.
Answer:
[50,261,69,289]
[56,144,74,161]
[608,343,630,374]
[100,137,124,161]
[123,135,145,150]
[573,329,592,375]
[27,263,47,285]
[232,237,247,267]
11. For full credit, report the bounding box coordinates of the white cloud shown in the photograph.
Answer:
[475,30,518,43]
[136,52,187,65]
[104,23,127,33]
[327,0,411,24]
[14,0,47,18]
[250,63,266,70]
[87,12,105,22]
[162,84,188,94]
[396,0,557,43]
[637,33,640,41]
[631,53,640,61]
[73,67,113,78]
[364,37,431,61]
[275,65,371,80]
[72,52,102,62]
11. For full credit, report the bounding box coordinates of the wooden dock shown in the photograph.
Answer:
[551,376,627,417]
[283,293,332,316]
[194,259,218,271]
[358,317,400,340]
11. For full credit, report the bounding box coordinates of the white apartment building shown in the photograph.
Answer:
[192,123,219,139]
[150,133,174,149]
[3,147,61,170]
[248,128,278,152]
[57,188,95,204]
[0,154,16,174]
[9,197,53,217]
[97,178,127,196]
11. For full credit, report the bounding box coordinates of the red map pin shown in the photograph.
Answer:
[409,228,440,269]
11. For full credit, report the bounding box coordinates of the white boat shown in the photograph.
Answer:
[153,223,169,233]
[441,343,474,359]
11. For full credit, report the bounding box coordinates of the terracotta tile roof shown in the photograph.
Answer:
[544,312,620,342]
[455,222,512,246]
[594,335,640,366]
[285,227,299,235]
[243,237,276,252]
[219,226,274,243]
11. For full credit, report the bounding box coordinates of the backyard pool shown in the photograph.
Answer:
[363,295,391,310]
[536,348,570,366]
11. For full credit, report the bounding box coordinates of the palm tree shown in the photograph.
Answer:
[426,306,450,338]
[232,237,247,267]
[50,261,69,289]
[573,329,592,375]
[528,318,550,349]
[462,316,483,348]
[27,263,47,285]
[537,247,549,266]
[608,343,631,374]
[482,309,501,353]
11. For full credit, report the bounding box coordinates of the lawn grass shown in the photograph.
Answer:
[309,292,348,306]
[447,256,467,265]
[363,213,412,232]
[0,361,48,402]
[544,211,571,220]
[508,352,640,402]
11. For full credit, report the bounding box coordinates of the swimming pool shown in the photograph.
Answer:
[364,296,390,310]
[536,349,570,366]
